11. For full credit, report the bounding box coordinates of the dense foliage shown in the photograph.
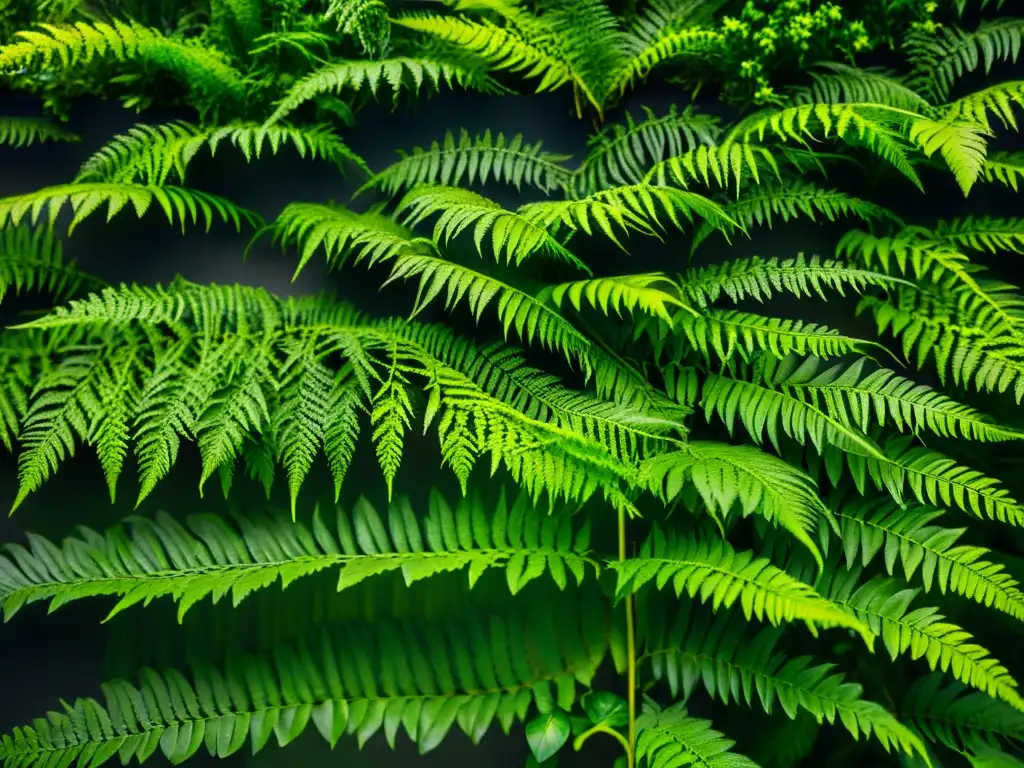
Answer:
[1,0,1024,766]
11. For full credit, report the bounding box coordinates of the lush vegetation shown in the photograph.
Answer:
[1,0,1024,766]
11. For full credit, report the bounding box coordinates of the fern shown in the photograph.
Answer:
[324,0,391,57]
[646,142,783,196]
[945,80,1024,133]
[635,703,758,768]
[0,225,101,304]
[0,116,79,147]
[980,151,1024,190]
[790,62,931,110]
[934,216,1024,255]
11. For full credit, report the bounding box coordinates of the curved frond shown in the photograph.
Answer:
[790,62,931,110]
[945,80,1024,133]
[541,273,687,324]
[934,216,1024,255]
[0,225,103,304]
[0,116,79,148]
[646,142,783,197]
[635,703,758,768]
[981,151,1024,190]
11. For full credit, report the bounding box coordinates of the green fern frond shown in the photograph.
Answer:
[690,182,902,253]
[359,129,574,197]
[0,601,607,764]
[0,489,595,622]
[613,526,868,641]
[829,498,1024,621]
[572,105,720,195]
[75,120,370,185]
[635,703,758,768]
[646,141,783,196]
[640,443,829,568]
[820,565,1024,710]
[907,115,990,196]
[681,254,905,310]
[905,19,1024,103]
[0,225,103,304]
[324,0,391,57]
[903,674,1024,755]
[945,80,1024,133]
[0,183,262,235]
[980,151,1024,190]
[638,601,930,761]
[611,26,723,99]
[0,116,79,148]
[0,21,247,110]
[934,216,1024,255]
[790,62,930,110]
[266,57,497,126]
[541,273,688,324]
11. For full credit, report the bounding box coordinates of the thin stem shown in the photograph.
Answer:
[618,506,636,768]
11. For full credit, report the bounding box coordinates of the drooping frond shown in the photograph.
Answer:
[829,497,1024,621]
[945,80,1024,133]
[903,674,1024,755]
[0,116,79,148]
[981,151,1024,190]
[266,57,497,126]
[820,565,1024,710]
[905,19,1024,103]
[324,0,391,57]
[0,599,608,764]
[640,443,830,567]
[0,21,247,111]
[690,182,902,253]
[0,225,102,304]
[611,25,723,100]
[572,105,720,195]
[0,488,596,622]
[359,129,574,197]
[635,703,758,768]
[612,525,869,641]
[790,62,930,110]
[0,183,262,234]
[75,121,370,185]
[934,216,1024,255]
[637,600,930,761]
[541,273,688,324]
[646,142,783,197]
[681,254,904,310]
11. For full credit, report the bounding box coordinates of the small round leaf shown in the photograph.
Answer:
[526,710,571,762]
[582,691,629,727]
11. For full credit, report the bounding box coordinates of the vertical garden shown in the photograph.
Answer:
[0,0,1023,766]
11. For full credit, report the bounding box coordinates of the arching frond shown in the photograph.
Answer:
[646,142,783,197]
[266,57,496,126]
[820,566,1024,710]
[541,273,688,324]
[0,225,102,304]
[0,116,79,148]
[0,489,596,622]
[0,183,261,234]
[981,151,1024,190]
[324,0,391,57]
[829,497,1024,621]
[75,121,369,185]
[572,105,720,195]
[638,601,930,761]
[635,704,758,768]
[359,129,574,197]
[0,600,608,764]
[611,26,723,99]
[934,216,1024,255]
[612,526,869,641]
[790,62,930,110]
[945,80,1024,133]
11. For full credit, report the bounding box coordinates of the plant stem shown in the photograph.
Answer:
[618,506,636,768]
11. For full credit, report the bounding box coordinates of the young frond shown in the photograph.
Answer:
[829,498,1024,621]
[0,225,102,304]
[359,129,574,197]
[75,121,369,185]
[572,105,720,195]
[980,151,1024,190]
[0,183,262,235]
[905,19,1024,103]
[0,599,607,764]
[821,565,1024,710]
[681,254,904,310]
[541,273,688,324]
[635,703,758,768]
[613,525,868,640]
[903,674,1024,755]
[0,488,596,622]
[789,62,931,111]
[641,442,829,568]
[266,57,497,126]
[646,142,783,197]
[0,21,247,110]
[637,601,930,761]
[0,116,79,148]
[690,182,902,253]
[934,216,1024,255]
[944,80,1024,133]
[611,26,724,100]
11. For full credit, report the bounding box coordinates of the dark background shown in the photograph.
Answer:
[1,56,1022,766]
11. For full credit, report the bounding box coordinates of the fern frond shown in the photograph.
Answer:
[266,57,496,125]
[945,80,1024,133]
[646,141,783,196]
[821,565,1024,710]
[0,489,595,621]
[980,151,1024,190]
[359,129,574,197]
[614,526,868,641]
[635,703,758,768]
[0,21,247,110]
[0,225,102,304]
[829,498,1024,621]
[0,116,79,148]
[611,26,723,99]
[0,183,262,235]
[934,216,1024,255]
[638,601,930,761]
[903,674,1024,755]
[75,121,369,185]
[641,443,829,568]
[324,0,391,57]
[905,19,1024,103]
[541,273,688,324]
[572,105,720,195]
[0,601,607,763]
[790,62,931,110]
